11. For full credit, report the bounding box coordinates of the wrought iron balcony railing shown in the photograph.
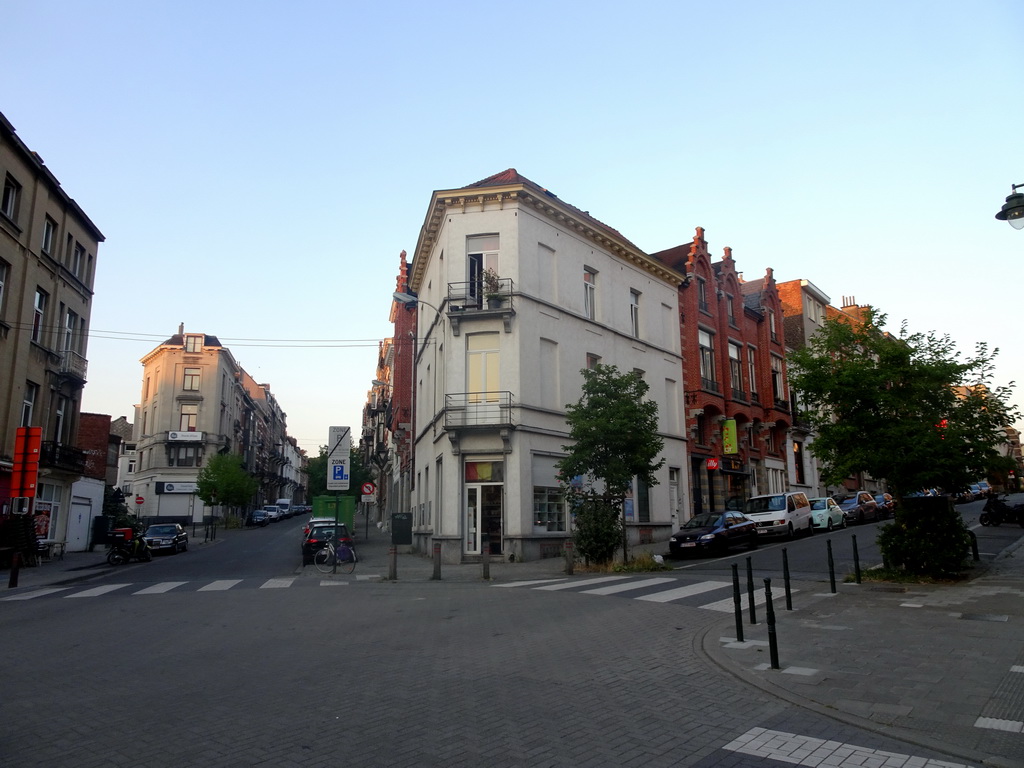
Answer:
[40,440,87,473]
[444,391,514,429]
[59,350,88,381]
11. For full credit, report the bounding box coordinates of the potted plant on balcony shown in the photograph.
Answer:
[482,267,504,308]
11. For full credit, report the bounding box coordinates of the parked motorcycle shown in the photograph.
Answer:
[106,527,153,565]
[980,494,1024,527]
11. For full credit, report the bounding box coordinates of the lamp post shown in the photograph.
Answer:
[995,183,1024,230]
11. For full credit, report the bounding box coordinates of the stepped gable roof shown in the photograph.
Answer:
[463,168,640,251]
[161,333,222,347]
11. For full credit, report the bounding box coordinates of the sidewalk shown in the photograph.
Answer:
[7,505,1024,765]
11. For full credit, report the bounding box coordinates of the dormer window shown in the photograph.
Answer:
[184,334,202,353]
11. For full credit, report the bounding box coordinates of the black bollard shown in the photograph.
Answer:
[852,534,861,584]
[731,564,744,643]
[388,545,397,580]
[827,539,836,593]
[782,548,793,610]
[8,552,20,589]
[746,556,757,625]
[764,578,780,670]
[967,530,980,561]
[432,541,442,580]
[482,534,490,580]
[564,540,574,576]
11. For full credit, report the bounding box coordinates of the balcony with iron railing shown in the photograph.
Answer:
[58,349,88,383]
[40,440,87,474]
[446,278,516,335]
[444,391,515,430]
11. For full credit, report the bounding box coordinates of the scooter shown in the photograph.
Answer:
[980,494,1024,527]
[106,528,153,565]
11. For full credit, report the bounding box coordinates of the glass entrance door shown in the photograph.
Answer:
[464,483,503,556]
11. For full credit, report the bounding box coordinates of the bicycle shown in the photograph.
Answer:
[313,538,357,574]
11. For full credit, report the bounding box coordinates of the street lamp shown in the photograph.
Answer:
[995,183,1024,230]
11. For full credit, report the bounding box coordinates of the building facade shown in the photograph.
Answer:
[402,170,689,562]
[130,328,302,522]
[0,111,104,547]
[652,228,791,516]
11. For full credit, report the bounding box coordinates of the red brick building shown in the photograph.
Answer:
[652,228,791,515]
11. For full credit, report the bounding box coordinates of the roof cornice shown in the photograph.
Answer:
[411,183,684,290]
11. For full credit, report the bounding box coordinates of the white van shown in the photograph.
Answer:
[742,492,813,539]
[275,499,292,518]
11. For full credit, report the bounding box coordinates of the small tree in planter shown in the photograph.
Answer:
[482,267,503,307]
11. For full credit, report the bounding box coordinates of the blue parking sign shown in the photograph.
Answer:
[332,464,348,481]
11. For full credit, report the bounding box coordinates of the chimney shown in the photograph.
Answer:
[178,322,185,335]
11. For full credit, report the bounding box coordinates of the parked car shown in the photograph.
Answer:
[303,516,337,536]
[263,504,282,522]
[873,493,895,517]
[247,509,269,527]
[834,492,880,524]
[742,492,813,539]
[808,497,846,531]
[301,523,354,565]
[668,511,758,557]
[976,481,992,497]
[143,523,189,554]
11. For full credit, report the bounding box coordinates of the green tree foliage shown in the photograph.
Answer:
[789,308,1017,577]
[196,453,260,510]
[788,307,1018,499]
[557,364,664,563]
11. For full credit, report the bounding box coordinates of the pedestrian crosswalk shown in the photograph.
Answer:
[494,575,798,612]
[0,577,351,601]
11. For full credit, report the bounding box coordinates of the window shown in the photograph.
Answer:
[583,268,596,320]
[629,289,640,338]
[183,367,201,391]
[699,329,717,391]
[805,295,824,325]
[726,294,736,325]
[52,395,69,444]
[170,445,197,467]
[184,334,202,353]
[42,217,56,254]
[532,487,566,532]
[179,403,198,431]
[0,260,7,313]
[729,342,743,399]
[636,477,650,522]
[697,277,709,313]
[21,382,39,426]
[586,353,601,370]
[467,234,499,304]
[769,308,778,342]
[1,175,20,221]
[747,347,759,401]
[127,459,136,474]
[466,333,499,402]
[63,309,79,352]
[771,355,785,402]
[32,289,48,343]
[793,440,805,485]
[71,242,85,278]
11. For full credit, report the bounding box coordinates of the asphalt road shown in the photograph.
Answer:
[0,510,985,768]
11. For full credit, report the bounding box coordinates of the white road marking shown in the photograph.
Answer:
[65,584,130,598]
[700,588,799,613]
[580,577,676,595]
[198,580,242,591]
[635,580,729,602]
[535,576,630,591]
[723,727,975,767]
[1,587,71,601]
[260,578,294,589]
[134,581,187,594]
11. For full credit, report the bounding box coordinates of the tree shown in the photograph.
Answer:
[196,453,260,514]
[788,308,1019,577]
[557,364,664,563]
[788,307,1018,499]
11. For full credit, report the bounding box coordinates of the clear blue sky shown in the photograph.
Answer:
[4,0,1022,453]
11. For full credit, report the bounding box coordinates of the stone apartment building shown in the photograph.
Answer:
[130,328,303,522]
[0,111,104,545]
[398,169,689,563]
[651,228,792,516]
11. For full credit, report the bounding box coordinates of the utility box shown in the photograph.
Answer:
[391,512,412,547]
[312,495,355,533]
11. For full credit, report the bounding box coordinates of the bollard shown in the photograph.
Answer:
[432,541,442,580]
[731,564,744,643]
[764,578,780,670]
[482,534,490,580]
[388,545,397,580]
[827,539,836,593]
[564,540,574,576]
[782,548,793,610]
[967,530,980,561]
[8,552,20,589]
[745,556,757,625]
[852,534,861,584]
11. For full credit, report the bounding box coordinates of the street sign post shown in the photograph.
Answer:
[327,426,351,491]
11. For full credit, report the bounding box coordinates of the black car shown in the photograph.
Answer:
[143,523,189,554]
[247,509,269,527]
[301,523,354,565]
[668,511,758,557]
[834,492,880,524]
